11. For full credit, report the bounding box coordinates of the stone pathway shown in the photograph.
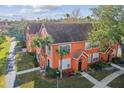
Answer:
[93,70,124,88]
[81,72,99,85]
[6,37,17,88]
[111,63,124,71]
[81,66,124,88]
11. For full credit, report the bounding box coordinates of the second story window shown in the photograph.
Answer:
[60,44,70,53]
[85,42,91,50]
[47,46,51,56]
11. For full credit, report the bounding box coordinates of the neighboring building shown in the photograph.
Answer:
[26,23,120,72]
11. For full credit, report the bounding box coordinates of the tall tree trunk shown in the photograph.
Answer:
[40,46,48,73]
[60,56,63,79]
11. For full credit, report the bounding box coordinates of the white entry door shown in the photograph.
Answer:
[59,58,71,70]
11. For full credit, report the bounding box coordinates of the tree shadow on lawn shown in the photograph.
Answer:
[18,70,94,88]
[18,71,41,88]
[34,72,94,88]
[16,53,36,71]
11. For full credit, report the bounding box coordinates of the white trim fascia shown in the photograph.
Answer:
[51,41,84,45]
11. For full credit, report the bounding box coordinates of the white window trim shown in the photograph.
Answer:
[92,53,99,62]
[59,43,71,53]
[59,58,71,70]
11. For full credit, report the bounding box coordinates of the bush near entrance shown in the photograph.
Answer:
[88,61,111,71]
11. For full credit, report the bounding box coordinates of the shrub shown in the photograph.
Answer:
[89,61,111,71]
[0,36,5,44]
[46,68,57,79]
[29,53,39,67]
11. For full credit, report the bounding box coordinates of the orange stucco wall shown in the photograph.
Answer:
[48,41,119,71]
[27,32,119,71]
[49,41,100,71]
[50,41,85,70]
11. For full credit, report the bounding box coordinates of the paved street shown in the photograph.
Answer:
[6,37,17,88]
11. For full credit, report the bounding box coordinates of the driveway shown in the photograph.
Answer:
[6,37,17,88]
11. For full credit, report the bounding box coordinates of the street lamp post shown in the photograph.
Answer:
[56,70,60,88]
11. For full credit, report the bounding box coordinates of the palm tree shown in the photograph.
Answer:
[56,48,70,79]
[32,35,53,71]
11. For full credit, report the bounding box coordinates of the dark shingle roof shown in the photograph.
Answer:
[27,23,92,43]
[45,23,92,43]
[27,23,42,34]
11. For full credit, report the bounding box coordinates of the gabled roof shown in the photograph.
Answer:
[26,23,42,34]
[26,23,92,43]
[45,23,92,43]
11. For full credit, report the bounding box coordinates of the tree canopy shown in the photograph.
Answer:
[88,5,124,51]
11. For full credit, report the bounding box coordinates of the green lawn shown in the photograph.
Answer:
[16,53,36,71]
[88,68,118,81]
[0,37,11,88]
[18,71,94,88]
[108,74,124,88]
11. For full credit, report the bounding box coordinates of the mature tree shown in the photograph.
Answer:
[0,35,5,44]
[72,8,81,18]
[88,5,124,52]
[83,16,93,22]
[7,19,28,42]
[56,47,70,79]
[65,13,70,18]
[32,35,53,71]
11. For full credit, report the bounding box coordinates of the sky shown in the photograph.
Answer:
[0,5,97,20]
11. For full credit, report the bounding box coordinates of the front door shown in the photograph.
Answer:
[47,59,50,68]
[107,54,110,62]
[78,59,82,71]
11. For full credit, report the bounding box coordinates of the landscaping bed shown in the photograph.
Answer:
[108,74,124,88]
[16,53,37,71]
[18,71,94,88]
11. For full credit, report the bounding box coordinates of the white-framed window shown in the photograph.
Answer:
[88,54,91,63]
[60,44,71,53]
[92,53,99,62]
[47,46,51,56]
[85,42,91,50]
[59,58,71,70]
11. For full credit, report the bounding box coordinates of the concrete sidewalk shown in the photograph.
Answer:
[81,72,99,85]
[111,63,124,71]
[93,70,124,88]
[16,67,41,75]
[6,37,17,88]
